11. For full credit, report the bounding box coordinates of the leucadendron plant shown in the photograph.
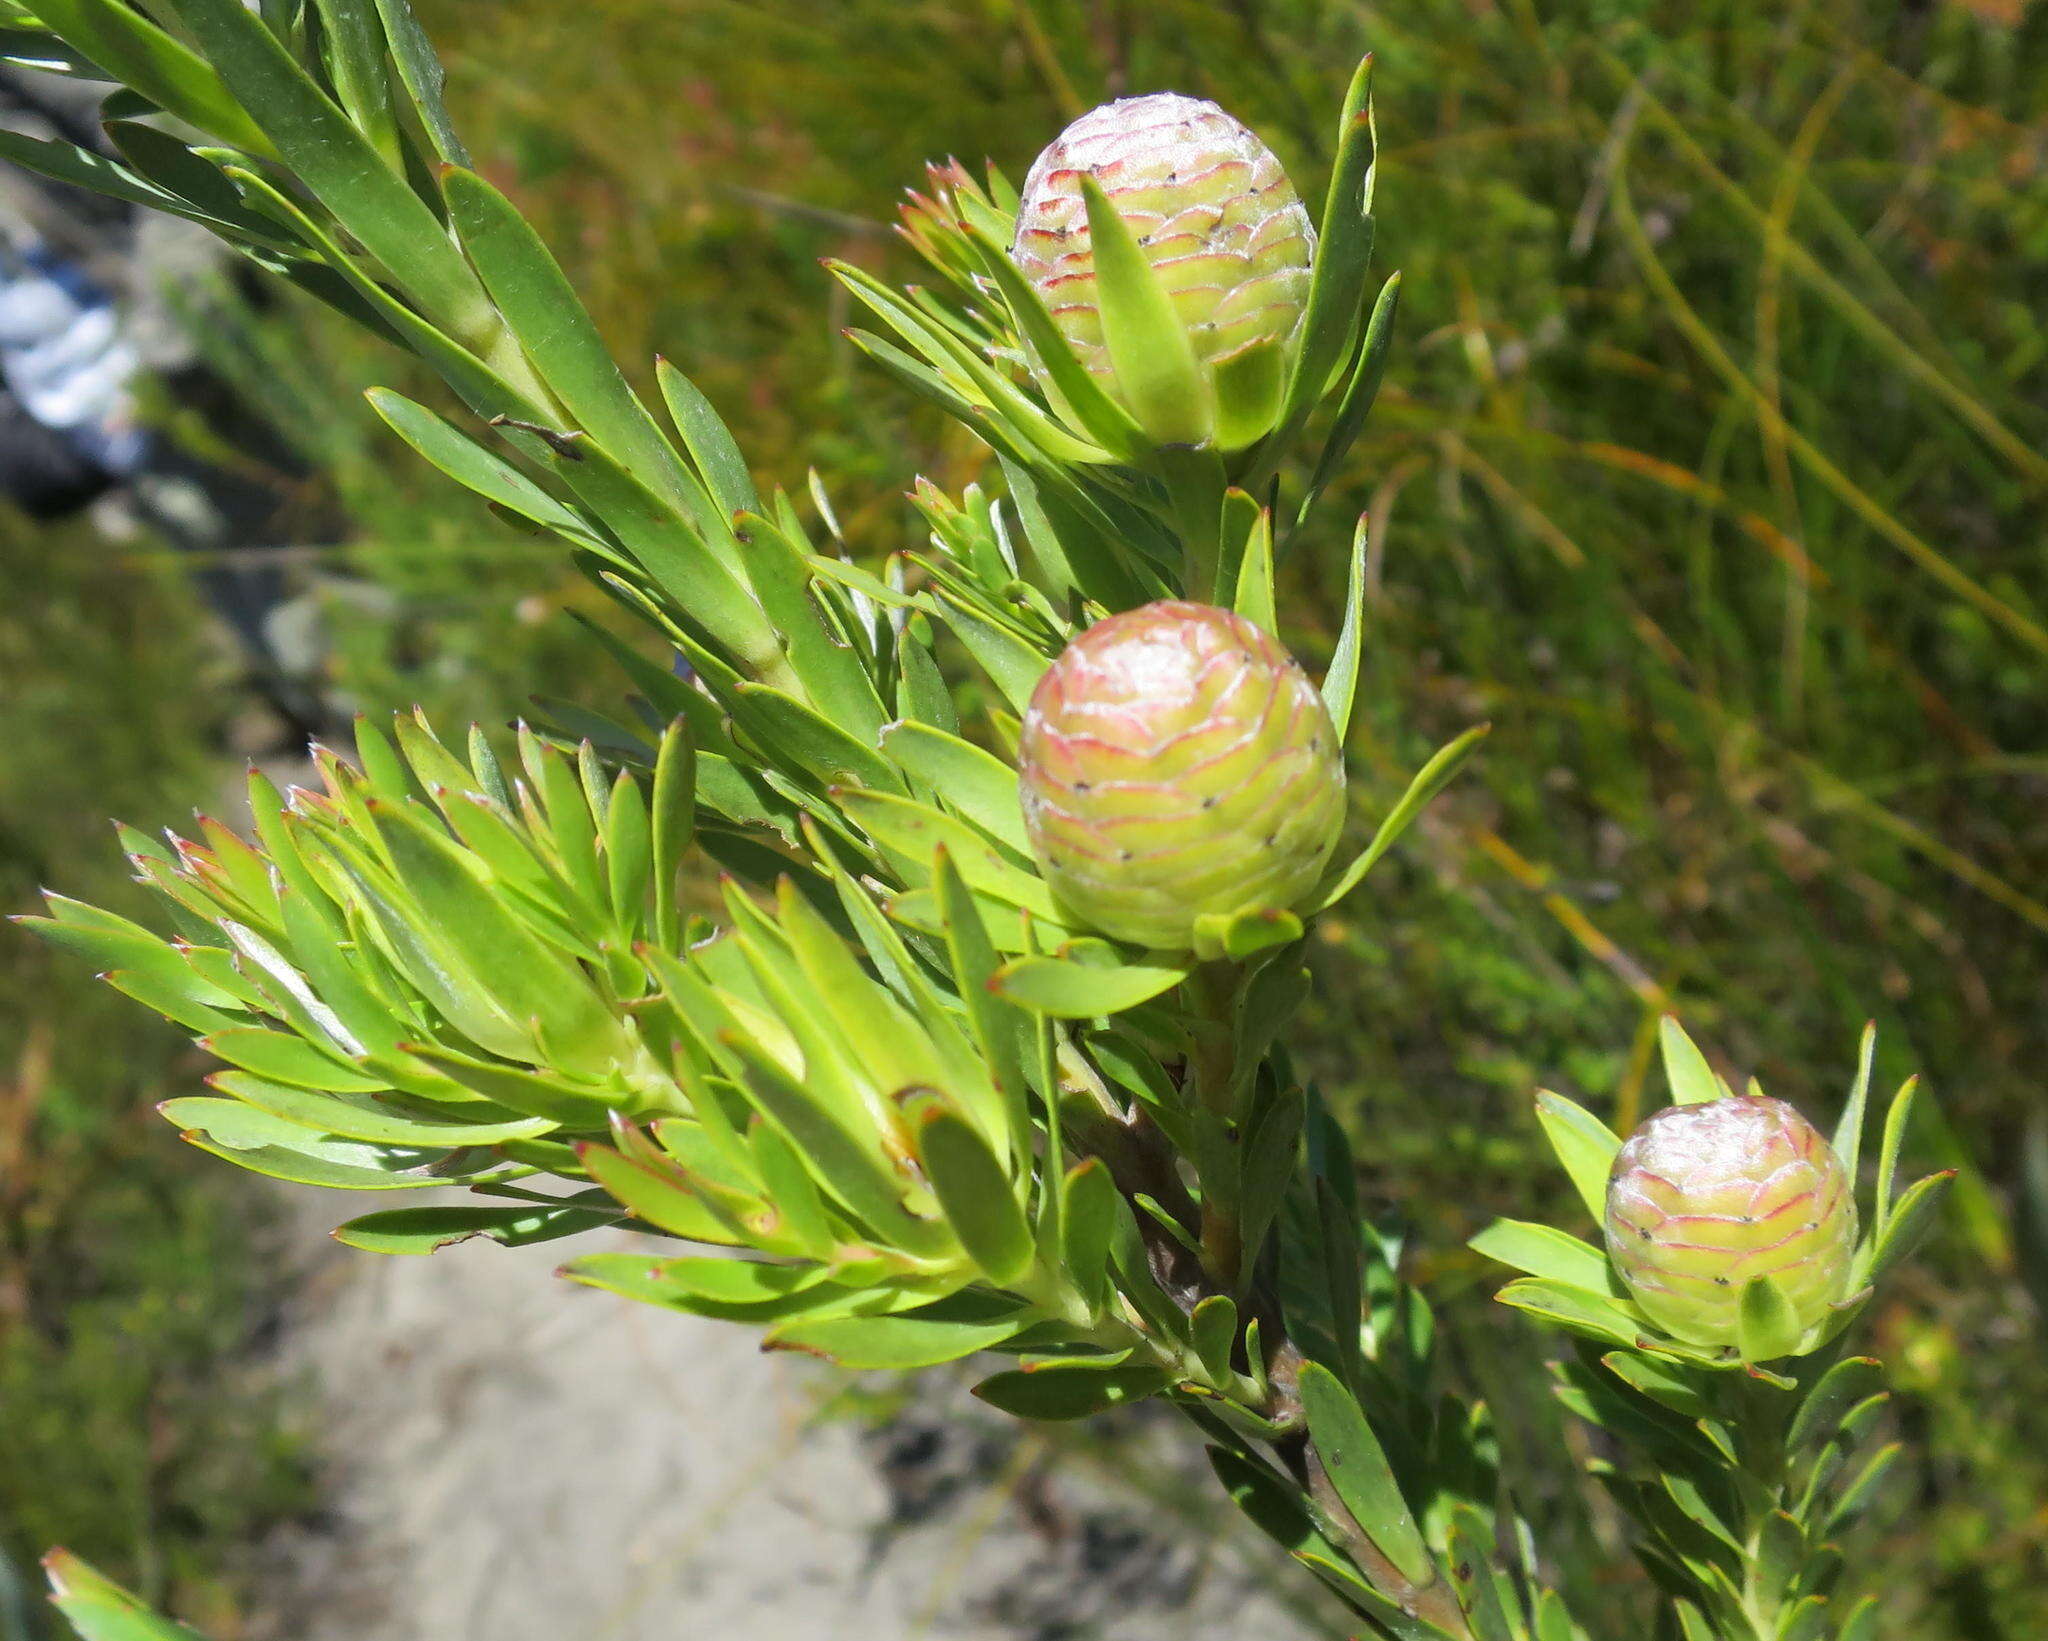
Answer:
[0,5,1949,1638]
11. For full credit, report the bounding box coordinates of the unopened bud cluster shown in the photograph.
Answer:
[1604,1095,1857,1348]
[1011,92,1315,441]
[1017,600,1345,951]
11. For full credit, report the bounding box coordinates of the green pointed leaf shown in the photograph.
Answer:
[972,1359,1169,1420]
[1788,1357,1885,1452]
[1283,54,1377,423]
[649,716,697,948]
[839,788,1052,918]
[931,850,1031,1163]
[562,1251,842,1320]
[46,1551,209,1641]
[170,0,492,332]
[988,952,1188,1018]
[1599,1350,1713,1421]
[1078,171,1212,446]
[656,359,759,518]
[210,1070,549,1147]
[1874,1075,1920,1235]
[579,1143,747,1244]
[1832,1021,1878,1180]
[1659,1017,1726,1106]
[1190,1294,1238,1383]
[1444,1504,1515,1641]
[877,720,1027,852]
[914,1103,1033,1286]
[1534,1089,1621,1223]
[1238,1084,1304,1276]
[440,166,714,528]
[334,1200,613,1254]
[26,0,268,152]
[1313,724,1490,910]
[1736,1275,1803,1363]
[929,589,1052,713]
[1297,1360,1434,1585]
[728,679,902,794]
[1060,1157,1118,1316]
[365,388,600,542]
[1861,1169,1954,1284]
[1320,513,1370,742]
[766,1309,1025,1370]
[1469,1219,1611,1291]
[1299,271,1401,513]
[958,220,1144,460]
[1227,493,1276,632]
[1495,1278,1657,1353]
[160,1096,466,1189]
[1825,1442,1901,1531]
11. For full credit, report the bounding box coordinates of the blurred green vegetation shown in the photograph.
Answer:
[7,0,2045,1632]
[0,515,312,1634]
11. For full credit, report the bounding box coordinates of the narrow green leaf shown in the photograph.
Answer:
[914,1104,1033,1286]
[931,849,1031,1164]
[334,1200,612,1254]
[1534,1090,1621,1223]
[1832,1021,1878,1181]
[1736,1275,1803,1363]
[603,768,653,926]
[1495,1279,1655,1353]
[877,720,1027,852]
[1078,171,1212,446]
[728,679,903,794]
[1227,492,1276,633]
[1659,1017,1726,1106]
[959,219,1145,459]
[170,0,490,332]
[1444,1504,1515,1641]
[1861,1169,1954,1284]
[579,1143,745,1244]
[656,359,760,518]
[1061,1157,1118,1316]
[309,0,399,164]
[973,1360,1169,1420]
[1825,1442,1901,1531]
[650,716,696,948]
[1298,270,1401,514]
[160,1096,461,1189]
[1599,1350,1712,1421]
[1788,1357,1885,1452]
[367,0,467,163]
[46,1551,208,1641]
[440,166,714,527]
[27,0,269,151]
[1297,1360,1434,1585]
[989,952,1188,1018]
[1283,54,1376,422]
[1313,724,1490,910]
[1468,1219,1611,1291]
[766,1310,1025,1370]
[1190,1294,1238,1383]
[1874,1075,1920,1235]
[1321,514,1370,742]
[365,388,599,541]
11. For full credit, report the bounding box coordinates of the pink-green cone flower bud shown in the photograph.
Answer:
[1017,600,1345,951]
[1011,92,1316,448]
[1604,1096,1858,1349]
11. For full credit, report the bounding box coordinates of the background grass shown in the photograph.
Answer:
[4,0,2044,1632]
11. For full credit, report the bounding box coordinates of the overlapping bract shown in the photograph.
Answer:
[1017,601,1345,950]
[1012,92,1314,438]
[1605,1095,1858,1347]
